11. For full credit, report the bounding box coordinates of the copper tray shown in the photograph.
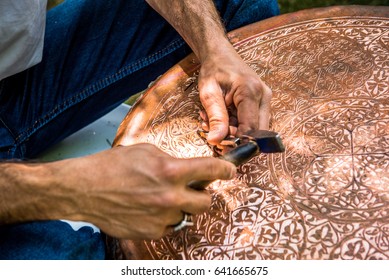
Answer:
[107,6,389,260]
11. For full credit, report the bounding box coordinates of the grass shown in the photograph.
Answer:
[278,0,388,13]
[47,0,63,10]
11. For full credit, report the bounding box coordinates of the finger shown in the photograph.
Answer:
[199,80,229,145]
[258,85,272,130]
[201,121,209,132]
[181,156,236,183]
[199,110,210,131]
[228,125,238,137]
[164,212,190,235]
[169,211,190,227]
[236,96,260,135]
[199,110,208,122]
[181,189,212,214]
[235,81,272,135]
[165,210,197,234]
[227,106,238,128]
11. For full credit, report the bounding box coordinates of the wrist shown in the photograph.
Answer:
[0,161,80,224]
[197,36,233,63]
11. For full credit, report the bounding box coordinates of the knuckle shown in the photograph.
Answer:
[159,159,182,183]
[253,79,271,95]
[161,191,182,208]
[243,81,272,106]
[261,83,273,99]
[149,184,183,210]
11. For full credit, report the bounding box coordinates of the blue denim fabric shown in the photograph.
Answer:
[0,0,279,259]
[0,221,104,260]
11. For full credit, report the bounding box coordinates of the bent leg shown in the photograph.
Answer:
[0,0,191,159]
[0,221,104,260]
[0,0,279,159]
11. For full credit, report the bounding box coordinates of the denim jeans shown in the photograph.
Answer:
[0,0,279,259]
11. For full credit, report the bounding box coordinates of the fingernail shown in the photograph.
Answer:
[207,130,222,145]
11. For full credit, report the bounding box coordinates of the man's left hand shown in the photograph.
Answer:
[198,43,272,145]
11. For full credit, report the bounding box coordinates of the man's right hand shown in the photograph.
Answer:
[9,143,235,240]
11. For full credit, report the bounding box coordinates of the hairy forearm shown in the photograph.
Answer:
[146,0,231,62]
[0,161,78,224]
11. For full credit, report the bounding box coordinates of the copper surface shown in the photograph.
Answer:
[107,6,389,260]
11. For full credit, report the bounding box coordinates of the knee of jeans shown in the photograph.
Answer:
[0,126,21,160]
[0,144,25,160]
[217,0,280,32]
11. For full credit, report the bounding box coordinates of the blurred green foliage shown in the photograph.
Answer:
[278,0,388,13]
[47,0,63,10]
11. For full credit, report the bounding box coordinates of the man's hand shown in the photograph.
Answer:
[66,144,236,239]
[198,43,272,145]
[146,0,272,145]
[0,143,236,240]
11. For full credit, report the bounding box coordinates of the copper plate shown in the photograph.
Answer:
[107,6,389,260]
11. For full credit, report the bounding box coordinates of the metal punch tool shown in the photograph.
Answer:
[188,130,285,190]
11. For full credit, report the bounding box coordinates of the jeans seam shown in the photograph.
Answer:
[13,38,186,153]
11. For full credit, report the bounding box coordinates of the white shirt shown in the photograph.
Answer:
[0,0,47,80]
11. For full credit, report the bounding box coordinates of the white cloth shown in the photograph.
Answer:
[0,0,47,80]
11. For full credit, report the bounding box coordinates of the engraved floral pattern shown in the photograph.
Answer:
[116,17,389,259]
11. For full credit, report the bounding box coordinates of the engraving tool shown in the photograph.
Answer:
[188,130,285,190]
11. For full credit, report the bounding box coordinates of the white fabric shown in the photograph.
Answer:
[61,220,100,234]
[0,0,47,80]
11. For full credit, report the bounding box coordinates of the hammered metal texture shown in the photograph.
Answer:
[109,6,389,260]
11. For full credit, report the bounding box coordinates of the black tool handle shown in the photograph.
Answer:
[187,141,259,190]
